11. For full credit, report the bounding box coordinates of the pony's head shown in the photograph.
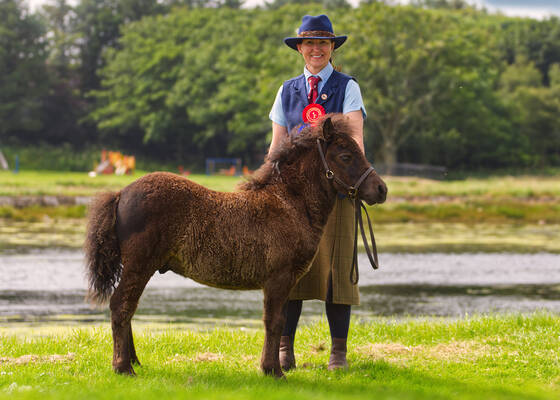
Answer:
[241,114,387,205]
[314,116,387,205]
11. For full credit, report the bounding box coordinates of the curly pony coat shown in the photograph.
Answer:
[83,115,387,379]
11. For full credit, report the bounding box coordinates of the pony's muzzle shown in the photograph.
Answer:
[361,175,388,205]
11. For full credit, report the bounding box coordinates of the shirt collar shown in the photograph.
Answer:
[304,63,334,86]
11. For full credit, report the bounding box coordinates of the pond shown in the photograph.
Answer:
[0,251,559,327]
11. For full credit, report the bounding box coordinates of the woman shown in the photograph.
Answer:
[268,14,367,371]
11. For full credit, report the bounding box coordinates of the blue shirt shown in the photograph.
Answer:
[269,63,367,127]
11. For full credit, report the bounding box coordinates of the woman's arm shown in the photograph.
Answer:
[269,122,289,156]
[345,110,365,154]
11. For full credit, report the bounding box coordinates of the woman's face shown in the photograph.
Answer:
[297,39,335,74]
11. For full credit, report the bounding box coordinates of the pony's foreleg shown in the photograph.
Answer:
[128,325,140,366]
[110,267,153,375]
[261,274,297,378]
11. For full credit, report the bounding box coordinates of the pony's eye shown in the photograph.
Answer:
[339,154,352,163]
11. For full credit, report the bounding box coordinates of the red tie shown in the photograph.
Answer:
[307,76,321,104]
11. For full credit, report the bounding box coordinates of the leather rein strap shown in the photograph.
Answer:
[316,139,380,284]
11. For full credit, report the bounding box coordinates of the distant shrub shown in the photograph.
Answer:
[2,144,100,172]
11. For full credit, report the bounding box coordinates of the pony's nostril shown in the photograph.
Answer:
[378,184,387,195]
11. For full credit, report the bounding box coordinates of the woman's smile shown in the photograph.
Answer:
[297,39,335,74]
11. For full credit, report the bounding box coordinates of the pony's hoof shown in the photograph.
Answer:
[261,365,285,379]
[113,363,136,376]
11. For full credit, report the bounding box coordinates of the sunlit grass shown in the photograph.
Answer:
[2,170,560,199]
[368,200,560,223]
[385,175,560,198]
[2,170,560,254]
[0,314,558,400]
[0,170,241,196]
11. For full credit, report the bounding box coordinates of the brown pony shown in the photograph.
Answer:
[84,115,387,378]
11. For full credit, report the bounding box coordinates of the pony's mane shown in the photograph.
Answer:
[238,114,351,191]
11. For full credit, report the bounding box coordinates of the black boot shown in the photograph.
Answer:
[279,335,296,371]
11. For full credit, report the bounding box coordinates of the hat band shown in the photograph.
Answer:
[298,30,336,38]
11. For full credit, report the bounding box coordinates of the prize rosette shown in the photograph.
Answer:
[302,103,325,125]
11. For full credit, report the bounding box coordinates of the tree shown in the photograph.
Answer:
[36,0,92,146]
[265,0,349,10]
[0,0,49,138]
[90,7,298,163]
[88,3,560,168]
[411,0,472,10]
[499,59,560,166]
[496,17,560,86]
[340,4,518,168]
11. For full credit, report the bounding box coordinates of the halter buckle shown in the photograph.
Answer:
[348,187,358,199]
[325,170,334,179]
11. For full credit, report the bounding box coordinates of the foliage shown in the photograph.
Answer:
[90,6,309,161]
[264,0,350,10]
[0,0,49,137]
[341,5,516,167]
[0,144,100,171]
[498,58,560,166]
[1,1,560,169]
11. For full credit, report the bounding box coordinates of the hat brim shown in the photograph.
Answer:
[284,36,347,51]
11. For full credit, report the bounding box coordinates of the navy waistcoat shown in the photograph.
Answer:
[281,70,354,133]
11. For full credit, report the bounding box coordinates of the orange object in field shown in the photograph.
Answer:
[95,150,135,175]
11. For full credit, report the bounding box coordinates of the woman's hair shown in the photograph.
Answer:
[329,40,342,71]
[330,55,342,72]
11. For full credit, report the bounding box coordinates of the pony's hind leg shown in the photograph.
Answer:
[110,267,153,375]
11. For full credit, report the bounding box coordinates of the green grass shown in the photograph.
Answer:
[371,201,560,224]
[2,170,560,253]
[0,314,559,399]
[386,175,560,198]
[1,170,560,225]
[0,170,241,196]
[2,170,560,198]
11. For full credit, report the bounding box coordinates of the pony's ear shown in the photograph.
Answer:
[322,117,335,142]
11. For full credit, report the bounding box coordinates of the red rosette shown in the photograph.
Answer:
[302,103,325,125]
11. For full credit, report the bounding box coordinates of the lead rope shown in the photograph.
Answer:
[316,139,380,284]
[350,197,379,285]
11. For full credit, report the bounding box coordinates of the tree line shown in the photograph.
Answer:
[1,0,559,170]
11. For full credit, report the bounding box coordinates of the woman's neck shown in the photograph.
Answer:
[306,62,329,75]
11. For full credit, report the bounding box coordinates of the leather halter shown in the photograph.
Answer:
[316,139,380,284]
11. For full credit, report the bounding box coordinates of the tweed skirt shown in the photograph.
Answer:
[289,196,359,305]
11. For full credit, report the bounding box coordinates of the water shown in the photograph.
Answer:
[0,251,559,325]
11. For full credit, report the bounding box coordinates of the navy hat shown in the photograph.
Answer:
[284,15,347,51]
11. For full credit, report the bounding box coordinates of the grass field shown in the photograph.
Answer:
[2,170,560,198]
[2,172,559,398]
[0,314,558,400]
[2,170,560,253]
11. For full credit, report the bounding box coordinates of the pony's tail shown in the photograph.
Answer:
[84,192,122,305]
